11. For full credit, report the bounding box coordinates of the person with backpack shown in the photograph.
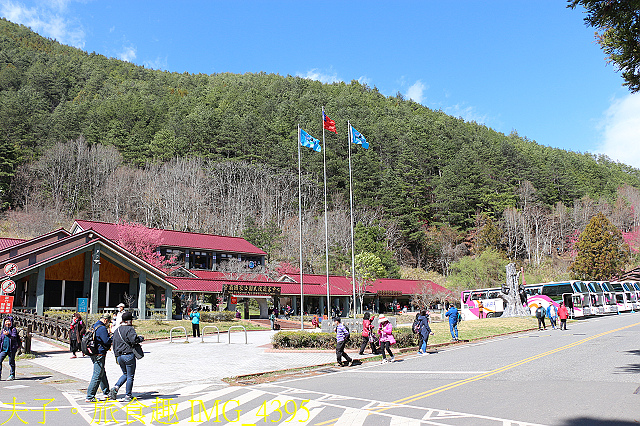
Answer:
[69,312,86,358]
[535,304,547,330]
[334,317,353,367]
[445,305,460,341]
[416,310,434,354]
[86,313,113,403]
[0,316,19,381]
[378,315,395,362]
[358,312,378,355]
[412,312,423,352]
[109,312,144,402]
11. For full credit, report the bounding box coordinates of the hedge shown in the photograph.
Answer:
[272,328,419,350]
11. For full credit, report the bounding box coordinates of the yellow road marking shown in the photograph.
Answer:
[315,321,640,425]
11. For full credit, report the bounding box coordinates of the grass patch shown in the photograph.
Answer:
[406,316,539,345]
[133,319,267,339]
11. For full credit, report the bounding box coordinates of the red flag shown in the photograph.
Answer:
[323,111,337,133]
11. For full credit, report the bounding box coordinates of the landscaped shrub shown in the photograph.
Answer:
[199,311,236,322]
[272,327,419,350]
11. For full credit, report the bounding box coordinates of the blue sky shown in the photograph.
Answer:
[2,0,640,168]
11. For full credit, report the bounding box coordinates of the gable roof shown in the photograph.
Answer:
[0,237,27,250]
[72,220,267,256]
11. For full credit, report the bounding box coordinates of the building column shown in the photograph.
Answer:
[36,266,45,316]
[154,287,162,308]
[60,280,66,307]
[165,287,172,320]
[105,282,110,307]
[129,272,137,308]
[319,297,325,319]
[28,274,37,308]
[292,295,297,315]
[257,298,268,319]
[90,246,100,314]
[83,251,92,299]
[138,271,147,320]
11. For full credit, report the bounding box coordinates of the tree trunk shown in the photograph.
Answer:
[500,263,530,317]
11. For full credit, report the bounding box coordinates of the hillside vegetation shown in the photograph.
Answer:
[2,18,640,285]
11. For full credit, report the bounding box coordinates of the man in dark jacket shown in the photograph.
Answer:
[535,305,547,330]
[86,313,112,402]
[109,312,144,402]
[0,316,19,380]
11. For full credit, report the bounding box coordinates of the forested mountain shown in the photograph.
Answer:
[2,18,640,280]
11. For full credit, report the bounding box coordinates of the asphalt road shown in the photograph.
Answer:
[2,313,639,425]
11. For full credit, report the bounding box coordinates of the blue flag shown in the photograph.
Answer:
[300,129,321,152]
[350,125,369,149]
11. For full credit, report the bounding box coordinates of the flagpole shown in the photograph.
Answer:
[298,124,304,330]
[322,107,331,320]
[348,121,357,318]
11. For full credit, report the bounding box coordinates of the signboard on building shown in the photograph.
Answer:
[376,290,403,297]
[0,295,13,314]
[230,296,238,304]
[222,284,281,296]
[76,298,88,313]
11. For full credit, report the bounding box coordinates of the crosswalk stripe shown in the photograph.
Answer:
[389,415,422,426]
[333,408,370,426]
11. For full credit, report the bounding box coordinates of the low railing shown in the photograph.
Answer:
[10,311,69,345]
[201,325,220,343]
[227,325,247,344]
[169,326,188,343]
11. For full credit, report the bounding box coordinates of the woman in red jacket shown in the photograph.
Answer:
[558,303,569,330]
[359,312,378,355]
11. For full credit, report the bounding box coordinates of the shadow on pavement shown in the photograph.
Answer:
[624,349,640,356]
[614,363,640,374]
[559,418,639,425]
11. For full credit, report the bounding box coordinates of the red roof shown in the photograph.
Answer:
[73,220,266,256]
[190,270,271,281]
[0,238,27,250]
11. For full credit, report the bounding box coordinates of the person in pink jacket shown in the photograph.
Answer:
[377,315,395,363]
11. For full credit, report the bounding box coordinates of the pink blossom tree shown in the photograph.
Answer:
[115,220,175,272]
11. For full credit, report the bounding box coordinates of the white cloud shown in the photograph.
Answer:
[0,0,85,48]
[597,93,640,169]
[143,56,168,71]
[406,80,427,103]
[297,68,342,84]
[119,45,137,62]
[444,103,488,125]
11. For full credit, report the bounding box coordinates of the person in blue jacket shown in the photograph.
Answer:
[86,313,113,402]
[445,305,460,341]
[0,316,19,380]
[416,310,434,354]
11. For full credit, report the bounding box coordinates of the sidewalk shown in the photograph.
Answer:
[27,330,353,392]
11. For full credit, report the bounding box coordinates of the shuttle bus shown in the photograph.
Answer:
[585,281,618,315]
[608,282,633,312]
[460,288,505,320]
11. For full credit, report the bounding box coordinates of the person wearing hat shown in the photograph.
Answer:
[113,303,126,331]
[86,313,113,402]
[377,315,395,362]
[109,311,144,402]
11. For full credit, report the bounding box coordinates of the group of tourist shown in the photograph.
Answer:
[82,304,145,403]
[334,312,400,367]
[535,302,569,330]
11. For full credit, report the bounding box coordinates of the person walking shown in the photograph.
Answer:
[334,317,353,367]
[69,313,86,358]
[359,312,378,355]
[445,305,460,341]
[378,315,395,362]
[0,316,19,381]
[558,303,569,330]
[113,303,126,331]
[109,312,144,402]
[535,304,547,330]
[190,307,200,338]
[86,313,113,402]
[547,304,558,330]
[416,310,434,354]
